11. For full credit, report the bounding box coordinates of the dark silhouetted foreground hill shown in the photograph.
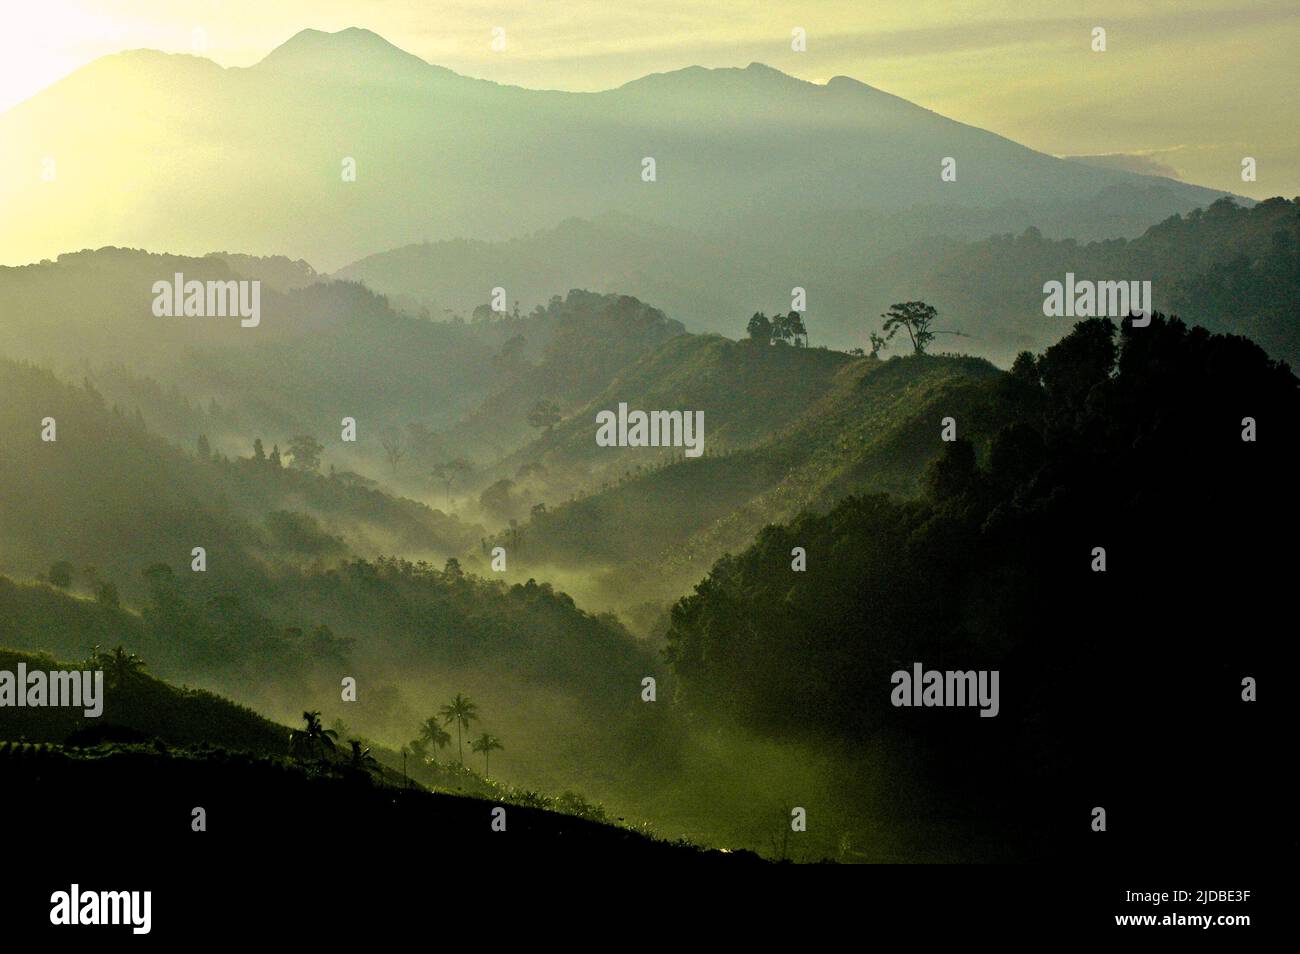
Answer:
[2,743,760,863]
[0,649,755,864]
[665,314,1295,862]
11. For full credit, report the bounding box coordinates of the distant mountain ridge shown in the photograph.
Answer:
[0,27,1235,272]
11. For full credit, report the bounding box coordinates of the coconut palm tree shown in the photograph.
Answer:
[438,694,478,764]
[418,717,452,763]
[289,710,338,761]
[347,739,377,771]
[470,733,503,777]
[98,645,146,689]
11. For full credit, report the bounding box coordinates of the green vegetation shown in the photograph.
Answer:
[0,236,1293,863]
[0,356,481,607]
[0,23,1290,872]
[497,342,1003,615]
[0,648,755,862]
[911,196,1300,364]
[438,693,480,764]
[664,314,1295,859]
[0,647,286,752]
[471,733,504,776]
[746,311,808,347]
[879,301,940,354]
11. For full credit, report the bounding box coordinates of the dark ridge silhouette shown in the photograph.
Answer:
[665,314,1295,862]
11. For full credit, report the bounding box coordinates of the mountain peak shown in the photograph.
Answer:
[255,27,451,82]
[615,61,813,95]
[269,27,400,54]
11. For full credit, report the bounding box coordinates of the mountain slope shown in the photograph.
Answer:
[0,257,702,493]
[0,356,481,605]
[0,248,499,460]
[0,646,287,752]
[488,346,1003,614]
[0,646,756,864]
[0,28,1232,272]
[902,196,1300,363]
[661,314,1296,863]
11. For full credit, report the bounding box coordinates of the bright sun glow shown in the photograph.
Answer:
[2,2,1297,195]
[0,2,119,113]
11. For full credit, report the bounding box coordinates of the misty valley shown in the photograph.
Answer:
[2,259,1286,869]
[0,18,1290,907]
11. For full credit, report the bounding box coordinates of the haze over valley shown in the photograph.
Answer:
[0,12,1292,876]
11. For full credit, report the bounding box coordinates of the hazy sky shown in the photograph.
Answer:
[2,0,1296,197]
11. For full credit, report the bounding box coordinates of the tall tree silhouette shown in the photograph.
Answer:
[289,710,338,761]
[347,739,377,772]
[881,301,938,354]
[98,645,146,689]
[438,694,479,764]
[418,716,452,762]
[286,435,323,472]
[470,733,503,776]
[774,311,807,346]
[380,429,404,476]
[430,458,473,507]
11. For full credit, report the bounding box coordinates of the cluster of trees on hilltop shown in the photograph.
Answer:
[665,314,1296,859]
[745,310,808,346]
[138,563,354,679]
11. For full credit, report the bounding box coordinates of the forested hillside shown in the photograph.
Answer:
[485,344,1003,616]
[0,356,480,598]
[665,315,1295,860]
[0,249,494,465]
[909,196,1300,363]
